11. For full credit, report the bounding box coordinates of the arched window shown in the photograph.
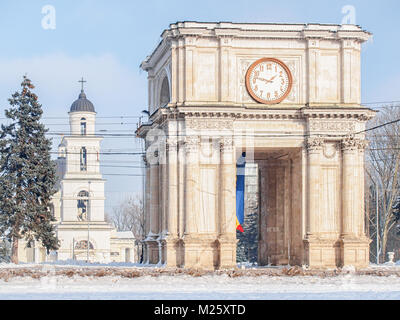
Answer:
[77,190,89,221]
[159,76,170,107]
[80,118,87,135]
[80,147,87,171]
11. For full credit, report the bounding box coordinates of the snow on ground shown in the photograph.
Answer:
[0,262,400,299]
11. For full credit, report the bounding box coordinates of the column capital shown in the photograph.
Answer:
[219,136,234,152]
[142,154,149,167]
[306,136,324,152]
[341,136,367,152]
[356,139,369,152]
[184,135,200,154]
[166,137,179,152]
[149,150,159,166]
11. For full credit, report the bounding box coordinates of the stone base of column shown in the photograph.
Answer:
[182,236,219,270]
[145,240,159,264]
[162,238,182,268]
[218,237,237,269]
[304,237,341,268]
[258,240,290,266]
[258,241,268,266]
[340,237,371,268]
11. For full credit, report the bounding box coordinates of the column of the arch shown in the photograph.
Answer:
[341,138,357,237]
[258,161,269,265]
[143,155,151,264]
[164,138,180,267]
[304,137,325,267]
[306,137,323,237]
[340,137,370,268]
[157,148,167,265]
[357,140,369,237]
[218,137,237,269]
[147,157,160,264]
[182,135,200,268]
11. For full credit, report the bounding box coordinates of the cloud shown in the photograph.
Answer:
[0,53,147,117]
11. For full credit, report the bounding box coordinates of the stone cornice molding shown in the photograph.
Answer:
[149,106,375,122]
[302,108,376,121]
[143,22,371,70]
[136,107,376,136]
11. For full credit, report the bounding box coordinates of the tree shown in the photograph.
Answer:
[393,197,400,230]
[0,237,11,263]
[106,195,145,262]
[0,76,59,263]
[366,105,400,263]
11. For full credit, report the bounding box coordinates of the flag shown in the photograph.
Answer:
[236,152,246,232]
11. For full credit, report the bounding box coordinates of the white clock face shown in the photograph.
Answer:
[246,58,292,104]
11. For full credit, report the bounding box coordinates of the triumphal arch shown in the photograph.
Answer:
[136,22,375,269]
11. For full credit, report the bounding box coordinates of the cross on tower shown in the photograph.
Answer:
[78,77,87,91]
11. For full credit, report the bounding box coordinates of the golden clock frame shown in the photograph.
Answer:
[245,57,293,105]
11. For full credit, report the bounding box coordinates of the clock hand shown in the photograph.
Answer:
[256,77,273,83]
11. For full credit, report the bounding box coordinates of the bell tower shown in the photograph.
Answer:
[56,79,112,262]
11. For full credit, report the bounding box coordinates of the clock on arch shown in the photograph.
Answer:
[245,57,293,105]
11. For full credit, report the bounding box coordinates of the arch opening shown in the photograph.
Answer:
[159,76,170,108]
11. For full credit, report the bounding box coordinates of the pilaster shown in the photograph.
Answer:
[340,136,370,268]
[218,137,237,269]
[163,137,180,267]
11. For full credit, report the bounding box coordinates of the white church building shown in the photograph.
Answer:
[19,85,136,264]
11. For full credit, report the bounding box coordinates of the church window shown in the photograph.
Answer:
[80,118,86,135]
[77,190,89,221]
[80,147,87,171]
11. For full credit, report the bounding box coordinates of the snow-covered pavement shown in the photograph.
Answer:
[1,265,400,300]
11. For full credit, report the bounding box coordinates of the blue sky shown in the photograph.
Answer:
[0,0,399,212]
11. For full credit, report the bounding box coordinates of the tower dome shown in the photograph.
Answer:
[70,90,95,113]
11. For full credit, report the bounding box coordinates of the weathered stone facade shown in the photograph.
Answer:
[136,22,375,269]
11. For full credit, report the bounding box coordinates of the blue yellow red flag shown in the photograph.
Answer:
[236,152,246,232]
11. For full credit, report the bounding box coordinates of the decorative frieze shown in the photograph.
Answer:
[309,121,355,132]
[185,118,233,131]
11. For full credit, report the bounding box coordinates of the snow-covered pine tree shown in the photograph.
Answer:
[0,76,59,263]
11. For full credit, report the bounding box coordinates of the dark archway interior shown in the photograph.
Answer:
[160,77,170,107]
